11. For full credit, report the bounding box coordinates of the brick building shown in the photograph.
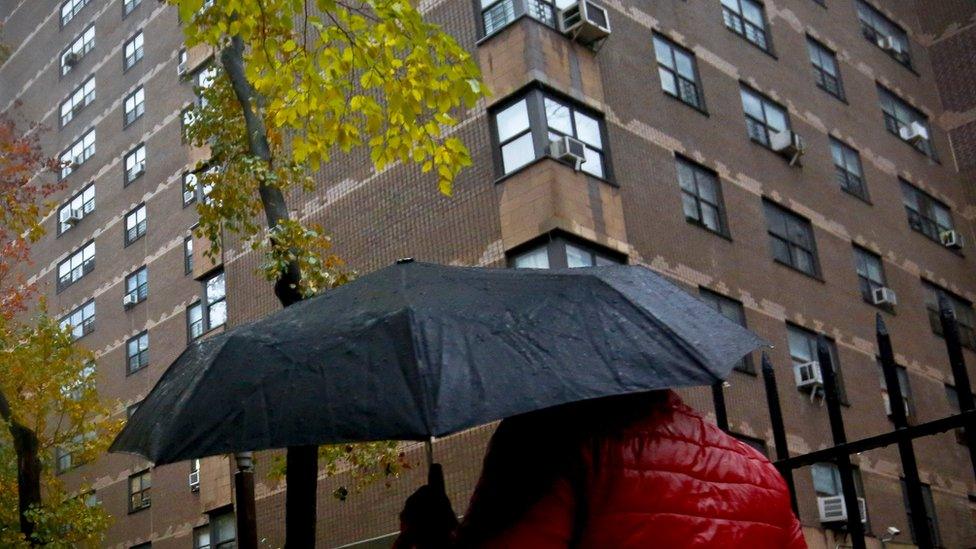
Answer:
[1,0,975,547]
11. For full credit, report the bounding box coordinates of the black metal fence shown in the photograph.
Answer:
[711,293,976,549]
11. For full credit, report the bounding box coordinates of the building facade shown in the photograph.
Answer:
[1,0,974,547]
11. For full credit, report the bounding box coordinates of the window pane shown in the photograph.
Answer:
[741,89,763,120]
[513,247,549,269]
[580,147,604,178]
[545,98,572,135]
[574,112,602,148]
[764,106,787,133]
[209,301,227,327]
[674,51,695,80]
[501,133,535,174]
[495,99,529,143]
[659,68,677,96]
[653,37,673,67]
[565,244,593,268]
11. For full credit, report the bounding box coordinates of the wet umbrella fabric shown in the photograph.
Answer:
[111,261,765,465]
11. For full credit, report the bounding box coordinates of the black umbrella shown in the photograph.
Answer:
[111,260,764,463]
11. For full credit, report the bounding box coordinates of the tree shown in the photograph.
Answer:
[174,0,485,544]
[0,113,119,546]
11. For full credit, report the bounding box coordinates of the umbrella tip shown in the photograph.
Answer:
[396,257,415,264]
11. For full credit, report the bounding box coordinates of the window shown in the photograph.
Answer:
[184,236,194,274]
[195,66,218,107]
[478,0,575,37]
[878,86,935,157]
[900,181,954,244]
[806,37,844,101]
[204,271,227,331]
[59,300,95,340]
[676,157,727,236]
[55,432,92,474]
[61,25,95,75]
[653,35,704,111]
[124,266,148,305]
[853,246,888,305]
[61,0,92,26]
[57,183,95,235]
[123,87,145,127]
[699,289,753,373]
[829,138,868,200]
[194,526,211,549]
[187,302,204,341]
[62,361,95,401]
[740,86,789,148]
[126,331,149,374]
[123,31,144,71]
[60,77,96,127]
[857,0,911,67]
[124,204,147,244]
[209,511,237,549]
[922,282,976,350]
[59,128,96,179]
[787,325,845,401]
[721,0,770,52]
[57,241,95,291]
[492,89,609,178]
[763,202,819,277]
[945,385,970,444]
[123,0,142,16]
[877,363,912,419]
[812,463,868,528]
[510,233,623,269]
[124,144,147,184]
[128,470,151,512]
[183,172,197,206]
[900,482,941,547]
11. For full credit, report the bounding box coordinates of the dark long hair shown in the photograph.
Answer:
[454,390,670,547]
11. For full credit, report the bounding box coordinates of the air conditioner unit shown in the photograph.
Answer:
[557,0,611,46]
[188,470,200,491]
[794,361,823,391]
[882,392,910,417]
[72,102,85,114]
[131,165,146,178]
[59,208,83,226]
[818,495,868,524]
[122,292,139,308]
[549,135,587,170]
[72,155,84,167]
[940,229,963,250]
[899,121,929,144]
[876,35,896,51]
[871,286,897,306]
[770,130,805,163]
[63,51,81,67]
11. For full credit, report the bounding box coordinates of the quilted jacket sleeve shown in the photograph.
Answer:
[785,508,807,549]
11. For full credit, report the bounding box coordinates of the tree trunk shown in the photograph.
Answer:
[0,388,42,545]
[219,35,315,547]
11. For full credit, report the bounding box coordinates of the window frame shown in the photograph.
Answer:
[852,246,889,307]
[675,156,729,237]
[187,301,205,342]
[123,31,144,71]
[652,33,707,113]
[124,204,147,245]
[59,299,96,341]
[59,128,96,179]
[183,172,198,207]
[856,0,912,69]
[699,288,754,374]
[787,324,846,403]
[122,0,142,17]
[720,0,773,54]
[56,240,96,292]
[60,24,95,76]
[900,481,941,547]
[878,86,935,158]
[507,231,624,269]
[922,281,976,350]
[184,236,194,275]
[56,182,95,235]
[806,36,845,102]
[124,266,149,305]
[900,180,954,245]
[123,86,146,127]
[60,0,93,27]
[877,362,913,420]
[60,76,96,128]
[126,330,149,374]
[477,0,571,39]
[124,144,147,185]
[763,201,821,279]
[203,270,227,332]
[739,85,790,148]
[128,469,151,513]
[489,86,612,181]
[829,138,869,201]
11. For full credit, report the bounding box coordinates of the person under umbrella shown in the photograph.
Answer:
[397,390,805,548]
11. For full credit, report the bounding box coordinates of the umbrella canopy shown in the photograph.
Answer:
[111,261,765,465]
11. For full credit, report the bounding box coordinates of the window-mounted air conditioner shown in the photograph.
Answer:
[188,470,200,491]
[771,130,805,165]
[871,286,897,306]
[122,292,139,308]
[71,155,84,168]
[63,51,81,67]
[557,0,611,46]
[882,392,910,417]
[60,208,84,226]
[899,121,928,144]
[550,135,587,170]
[72,102,85,114]
[818,495,867,524]
[131,164,146,178]
[940,229,963,250]
[794,360,823,391]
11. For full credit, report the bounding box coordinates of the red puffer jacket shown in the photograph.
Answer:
[480,391,806,548]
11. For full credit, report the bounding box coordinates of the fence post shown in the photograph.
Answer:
[234,452,258,549]
[761,352,797,514]
[816,336,866,549]
[876,315,932,548]
[711,381,730,433]
[938,293,976,481]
